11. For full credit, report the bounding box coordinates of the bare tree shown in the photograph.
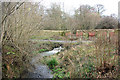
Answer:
[2,2,45,78]
[43,3,64,30]
[74,5,101,30]
[1,2,24,44]
[95,16,118,29]
[95,4,105,15]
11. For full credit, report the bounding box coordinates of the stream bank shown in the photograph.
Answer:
[21,46,64,78]
[21,39,92,78]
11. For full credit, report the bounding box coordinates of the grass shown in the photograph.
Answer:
[38,49,48,53]
[41,36,118,78]
[33,30,118,78]
[30,30,81,41]
[30,30,67,40]
[32,49,48,54]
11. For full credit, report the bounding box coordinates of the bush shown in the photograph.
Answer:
[47,58,59,69]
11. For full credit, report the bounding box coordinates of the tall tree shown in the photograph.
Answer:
[43,3,64,30]
[95,4,105,15]
[74,5,101,30]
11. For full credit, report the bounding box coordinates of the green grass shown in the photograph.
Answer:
[32,49,48,54]
[38,49,48,53]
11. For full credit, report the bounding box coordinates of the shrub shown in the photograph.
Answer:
[47,58,59,69]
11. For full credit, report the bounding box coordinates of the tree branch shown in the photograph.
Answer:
[2,2,24,24]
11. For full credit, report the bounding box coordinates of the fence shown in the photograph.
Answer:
[65,29,118,41]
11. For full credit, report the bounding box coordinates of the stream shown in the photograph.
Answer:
[21,39,93,78]
[21,46,64,78]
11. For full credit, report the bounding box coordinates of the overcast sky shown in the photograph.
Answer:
[2,0,120,16]
[40,0,120,16]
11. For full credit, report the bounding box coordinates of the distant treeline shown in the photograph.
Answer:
[39,3,118,30]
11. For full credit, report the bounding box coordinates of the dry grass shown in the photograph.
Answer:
[42,30,119,78]
[31,30,67,40]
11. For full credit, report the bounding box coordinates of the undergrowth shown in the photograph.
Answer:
[45,31,119,78]
[46,58,70,78]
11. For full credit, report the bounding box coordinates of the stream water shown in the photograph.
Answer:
[21,46,64,78]
[40,46,64,56]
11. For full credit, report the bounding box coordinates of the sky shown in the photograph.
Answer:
[39,0,120,16]
[2,0,120,16]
